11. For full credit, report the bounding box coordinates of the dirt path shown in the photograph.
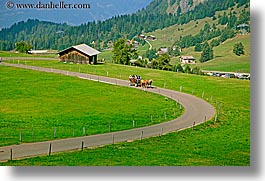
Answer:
[0,63,216,162]
[145,39,153,50]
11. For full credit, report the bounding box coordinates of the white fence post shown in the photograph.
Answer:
[140,131,144,141]
[83,127,86,135]
[20,131,22,142]
[160,128,163,136]
[54,128,56,138]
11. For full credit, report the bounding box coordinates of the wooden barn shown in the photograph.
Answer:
[58,44,101,64]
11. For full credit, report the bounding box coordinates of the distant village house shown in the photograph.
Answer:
[138,34,156,41]
[127,40,139,49]
[58,44,101,64]
[180,56,196,64]
[138,34,145,40]
[145,35,156,41]
[236,23,249,35]
[157,47,168,55]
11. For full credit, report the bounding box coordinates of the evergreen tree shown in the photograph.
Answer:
[233,42,245,56]
[176,6,181,16]
[200,42,213,63]
[210,39,220,47]
[194,43,202,52]
[219,28,236,43]
[218,12,229,25]
[188,0,194,6]
[228,14,237,28]
[144,49,158,60]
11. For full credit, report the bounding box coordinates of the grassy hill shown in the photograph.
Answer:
[144,3,250,73]
[145,3,248,49]
[196,34,250,72]
[97,2,250,73]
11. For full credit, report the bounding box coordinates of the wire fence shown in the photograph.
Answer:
[0,106,184,147]
[1,61,221,148]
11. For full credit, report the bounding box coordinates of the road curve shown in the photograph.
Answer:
[0,63,216,162]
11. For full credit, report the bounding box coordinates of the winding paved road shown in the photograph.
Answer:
[0,63,216,162]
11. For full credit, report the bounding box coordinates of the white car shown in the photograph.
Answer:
[238,74,250,80]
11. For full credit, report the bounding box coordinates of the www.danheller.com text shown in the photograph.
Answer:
[6,1,91,10]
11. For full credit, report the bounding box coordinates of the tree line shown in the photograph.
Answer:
[175,8,250,50]
[0,0,249,51]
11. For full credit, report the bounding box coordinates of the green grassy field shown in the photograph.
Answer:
[0,60,250,166]
[98,49,114,63]
[197,34,250,73]
[0,65,181,147]
[0,51,58,58]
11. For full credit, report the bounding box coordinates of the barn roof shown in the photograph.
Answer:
[180,56,195,60]
[58,44,101,56]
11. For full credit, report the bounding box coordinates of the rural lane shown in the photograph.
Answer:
[0,63,216,162]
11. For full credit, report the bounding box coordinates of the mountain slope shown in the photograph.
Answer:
[0,0,250,51]
[0,0,152,29]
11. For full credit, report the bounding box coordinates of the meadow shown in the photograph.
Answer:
[1,60,250,165]
[0,65,181,147]
[196,34,250,73]
[0,51,57,58]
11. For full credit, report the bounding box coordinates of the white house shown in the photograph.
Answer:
[180,56,196,64]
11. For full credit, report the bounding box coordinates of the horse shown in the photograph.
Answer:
[146,79,153,88]
[140,79,148,88]
[140,79,153,88]
[129,77,141,87]
[129,77,136,85]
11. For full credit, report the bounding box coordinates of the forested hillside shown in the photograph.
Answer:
[0,0,249,51]
[0,0,153,29]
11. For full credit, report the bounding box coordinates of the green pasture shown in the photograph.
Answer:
[98,50,113,63]
[146,4,247,50]
[1,60,250,165]
[0,51,57,58]
[194,34,250,73]
[0,65,181,147]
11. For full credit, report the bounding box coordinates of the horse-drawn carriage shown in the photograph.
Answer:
[129,75,153,88]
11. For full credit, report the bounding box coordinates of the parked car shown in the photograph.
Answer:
[238,74,250,80]
[221,73,231,78]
